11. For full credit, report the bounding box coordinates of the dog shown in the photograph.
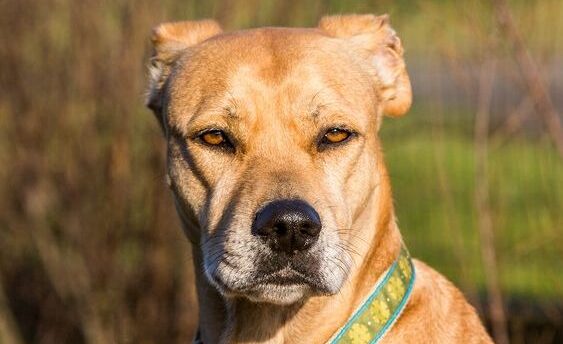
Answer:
[145,14,493,343]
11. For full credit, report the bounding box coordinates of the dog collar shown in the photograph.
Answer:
[328,245,416,344]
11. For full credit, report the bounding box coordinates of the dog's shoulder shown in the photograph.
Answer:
[385,259,493,343]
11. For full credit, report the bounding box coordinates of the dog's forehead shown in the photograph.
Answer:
[167,28,375,128]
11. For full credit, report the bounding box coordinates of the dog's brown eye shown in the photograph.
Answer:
[323,128,351,144]
[197,129,235,152]
[200,130,226,145]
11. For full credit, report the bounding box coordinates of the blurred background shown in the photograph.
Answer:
[0,0,561,343]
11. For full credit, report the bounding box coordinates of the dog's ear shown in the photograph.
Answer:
[146,20,222,129]
[318,14,411,117]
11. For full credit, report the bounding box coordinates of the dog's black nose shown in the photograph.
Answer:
[252,199,321,254]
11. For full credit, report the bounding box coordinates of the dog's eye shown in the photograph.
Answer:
[201,130,226,145]
[197,129,235,152]
[322,128,352,145]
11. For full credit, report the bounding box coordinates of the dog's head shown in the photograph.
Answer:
[146,15,411,305]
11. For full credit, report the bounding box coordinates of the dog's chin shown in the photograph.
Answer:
[209,273,343,305]
[241,283,312,305]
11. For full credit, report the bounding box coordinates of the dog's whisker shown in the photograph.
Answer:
[336,241,363,260]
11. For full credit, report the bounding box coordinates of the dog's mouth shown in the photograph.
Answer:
[253,265,321,288]
[228,263,332,305]
[206,247,341,304]
[205,228,332,295]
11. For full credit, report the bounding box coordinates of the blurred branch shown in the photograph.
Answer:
[491,96,533,146]
[490,0,563,158]
[0,274,23,344]
[474,58,510,344]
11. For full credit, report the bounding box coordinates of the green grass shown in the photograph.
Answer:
[380,112,563,298]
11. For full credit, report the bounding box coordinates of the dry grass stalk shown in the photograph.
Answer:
[490,0,563,158]
[474,58,510,344]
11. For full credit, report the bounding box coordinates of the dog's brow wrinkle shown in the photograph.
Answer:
[308,91,322,110]
[224,105,238,119]
[224,89,240,115]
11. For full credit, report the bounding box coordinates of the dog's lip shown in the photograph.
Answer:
[213,264,337,298]
[257,266,308,285]
[210,263,311,294]
[251,265,329,290]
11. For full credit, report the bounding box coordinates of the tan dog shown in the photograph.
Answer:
[146,14,492,343]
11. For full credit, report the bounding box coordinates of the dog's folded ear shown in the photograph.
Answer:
[146,20,222,127]
[318,14,411,117]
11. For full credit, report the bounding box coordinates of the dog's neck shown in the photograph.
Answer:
[187,165,402,343]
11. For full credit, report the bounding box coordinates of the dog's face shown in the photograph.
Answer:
[147,15,411,304]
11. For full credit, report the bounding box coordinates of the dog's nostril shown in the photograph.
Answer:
[252,199,321,254]
[273,223,288,236]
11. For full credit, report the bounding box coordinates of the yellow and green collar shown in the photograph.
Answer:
[328,245,416,344]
